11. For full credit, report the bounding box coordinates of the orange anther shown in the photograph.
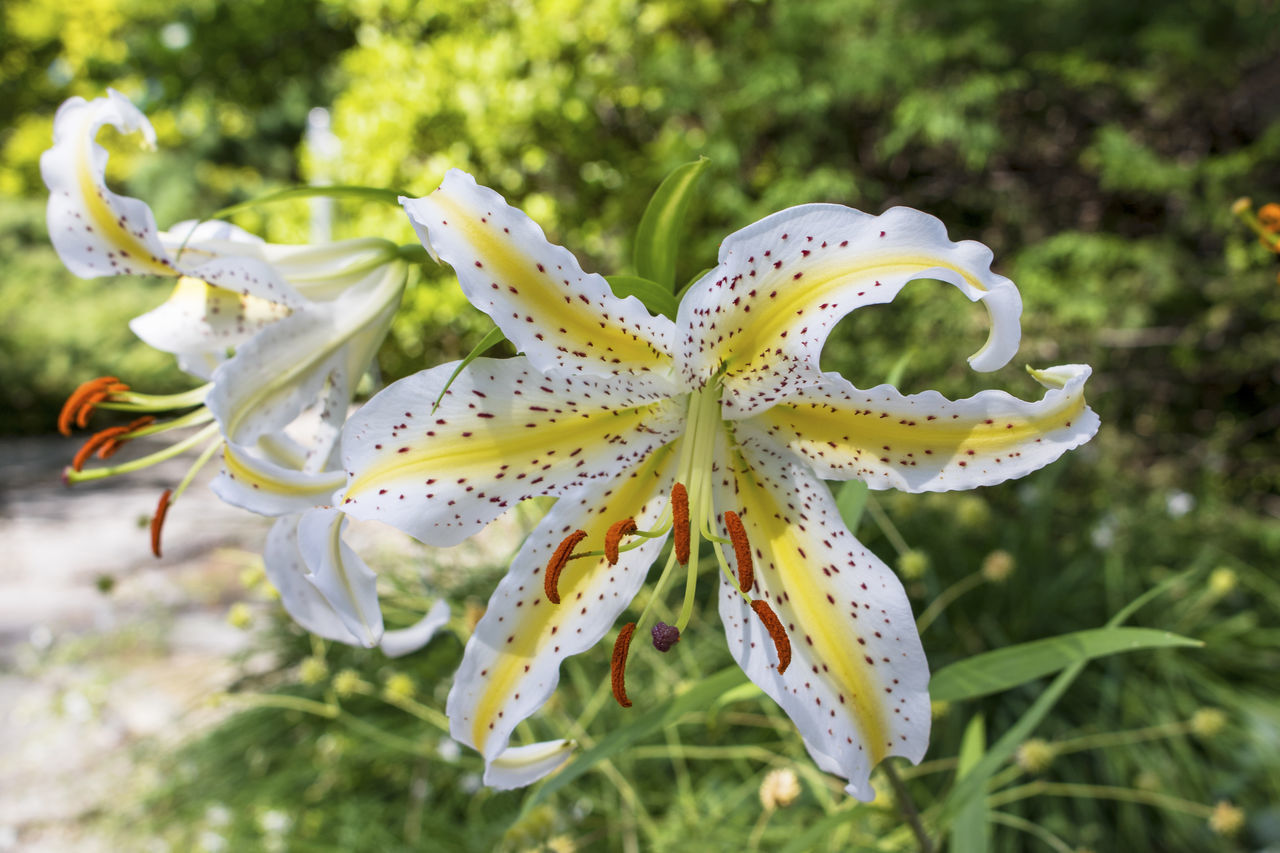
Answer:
[750,599,791,674]
[57,376,123,435]
[150,488,173,558]
[71,425,131,472]
[724,510,753,593]
[544,529,587,604]
[610,622,637,708]
[604,517,638,565]
[97,415,156,459]
[671,483,690,565]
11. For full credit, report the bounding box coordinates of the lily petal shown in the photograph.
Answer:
[341,356,684,547]
[714,441,930,800]
[296,507,384,648]
[40,91,306,307]
[381,598,452,658]
[129,276,292,379]
[447,446,677,777]
[401,170,676,378]
[737,364,1098,492]
[212,439,346,516]
[206,260,406,446]
[41,90,174,277]
[678,204,1023,417]
[262,514,368,646]
[483,739,577,790]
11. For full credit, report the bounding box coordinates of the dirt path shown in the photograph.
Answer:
[0,435,271,850]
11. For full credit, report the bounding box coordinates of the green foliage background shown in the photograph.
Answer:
[3,0,1279,850]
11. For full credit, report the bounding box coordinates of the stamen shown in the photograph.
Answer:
[651,621,680,652]
[544,529,587,604]
[97,416,157,459]
[724,510,753,594]
[750,600,792,674]
[610,622,637,708]
[604,517,638,565]
[671,482,690,565]
[71,426,131,472]
[150,488,173,558]
[58,377,125,435]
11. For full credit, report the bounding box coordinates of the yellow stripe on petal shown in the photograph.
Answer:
[739,364,1098,492]
[214,442,346,516]
[445,444,677,764]
[41,92,177,278]
[678,204,1022,416]
[715,442,929,799]
[402,170,675,379]
[76,126,173,275]
[341,357,685,547]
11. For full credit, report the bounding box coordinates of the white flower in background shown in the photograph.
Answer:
[43,90,448,657]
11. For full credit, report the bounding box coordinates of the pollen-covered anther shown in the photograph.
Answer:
[58,376,129,435]
[544,529,588,604]
[604,517,638,565]
[97,416,156,459]
[671,482,691,565]
[651,621,680,652]
[71,425,131,472]
[750,599,792,674]
[150,488,173,559]
[611,621,637,708]
[724,510,753,593]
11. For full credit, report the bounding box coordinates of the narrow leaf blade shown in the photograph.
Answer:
[632,158,710,289]
[605,274,679,320]
[930,626,1200,703]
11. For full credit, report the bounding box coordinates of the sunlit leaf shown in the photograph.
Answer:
[952,715,989,853]
[632,158,710,289]
[605,274,679,319]
[835,480,870,534]
[432,325,507,412]
[212,184,405,219]
[930,626,1200,703]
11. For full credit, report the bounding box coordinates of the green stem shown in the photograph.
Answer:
[866,497,911,557]
[881,760,935,853]
[916,571,985,633]
[66,422,220,483]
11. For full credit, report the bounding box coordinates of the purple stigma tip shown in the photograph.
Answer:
[651,622,680,652]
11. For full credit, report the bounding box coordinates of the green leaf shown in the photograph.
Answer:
[883,349,914,388]
[525,666,745,809]
[952,715,989,853]
[632,158,710,289]
[605,274,679,320]
[431,325,507,413]
[934,570,1197,838]
[930,627,1201,703]
[210,184,405,219]
[835,480,870,535]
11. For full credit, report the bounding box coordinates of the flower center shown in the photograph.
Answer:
[540,381,792,707]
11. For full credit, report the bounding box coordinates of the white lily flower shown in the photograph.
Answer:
[43,90,444,658]
[45,90,409,531]
[332,170,1098,797]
